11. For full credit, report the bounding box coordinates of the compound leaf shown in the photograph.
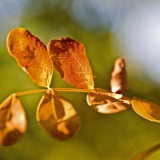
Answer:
[0,94,27,146]
[36,89,81,140]
[131,97,160,123]
[87,88,131,114]
[110,58,129,93]
[48,37,94,89]
[7,28,53,88]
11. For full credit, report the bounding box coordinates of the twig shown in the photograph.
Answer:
[131,142,160,160]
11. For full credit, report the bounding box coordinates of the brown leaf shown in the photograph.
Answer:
[131,97,160,123]
[110,58,129,93]
[92,102,131,114]
[0,94,27,146]
[87,88,122,106]
[36,89,81,140]
[47,37,94,89]
[7,28,53,88]
[87,88,131,114]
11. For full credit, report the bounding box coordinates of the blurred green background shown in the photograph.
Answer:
[1,0,160,159]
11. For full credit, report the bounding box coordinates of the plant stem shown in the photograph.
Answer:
[131,142,160,160]
[15,88,91,96]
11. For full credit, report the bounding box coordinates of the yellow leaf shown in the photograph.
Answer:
[110,58,129,93]
[47,37,94,89]
[0,94,27,146]
[87,88,131,114]
[7,28,53,88]
[131,97,160,123]
[36,89,81,140]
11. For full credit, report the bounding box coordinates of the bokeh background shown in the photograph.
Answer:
[1,0,160,159]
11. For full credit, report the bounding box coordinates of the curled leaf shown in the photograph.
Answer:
[110,58,129,93]
[0,94,27,146]
[87,88,131,114]
[48,37,94,89]
[7,28,53,88]
[131,97,160,123]
[36,89,81,140]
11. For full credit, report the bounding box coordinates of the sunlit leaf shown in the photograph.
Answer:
[36,89,81,140]
[92,102,131,114]
[87,88,122,106]
[0,94,27,146]
[131,97,160,123]
[7,28,53,88]
[110,58,129,93]
[87,88,131,114]
[48,37,94,89]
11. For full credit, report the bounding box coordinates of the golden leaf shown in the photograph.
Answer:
[87,88,123,105]
[0,94,27,146]
[110,58,129,93]
[36,89,81,140]
[87,88,131,114]
[7,28,53,88]
[92,102,131,114]
[131,97,160,123]
[47,37,94,89]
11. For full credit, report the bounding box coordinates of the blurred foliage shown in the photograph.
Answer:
[1,0,160,160]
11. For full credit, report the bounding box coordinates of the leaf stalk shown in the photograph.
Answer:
[15,88,91,96]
